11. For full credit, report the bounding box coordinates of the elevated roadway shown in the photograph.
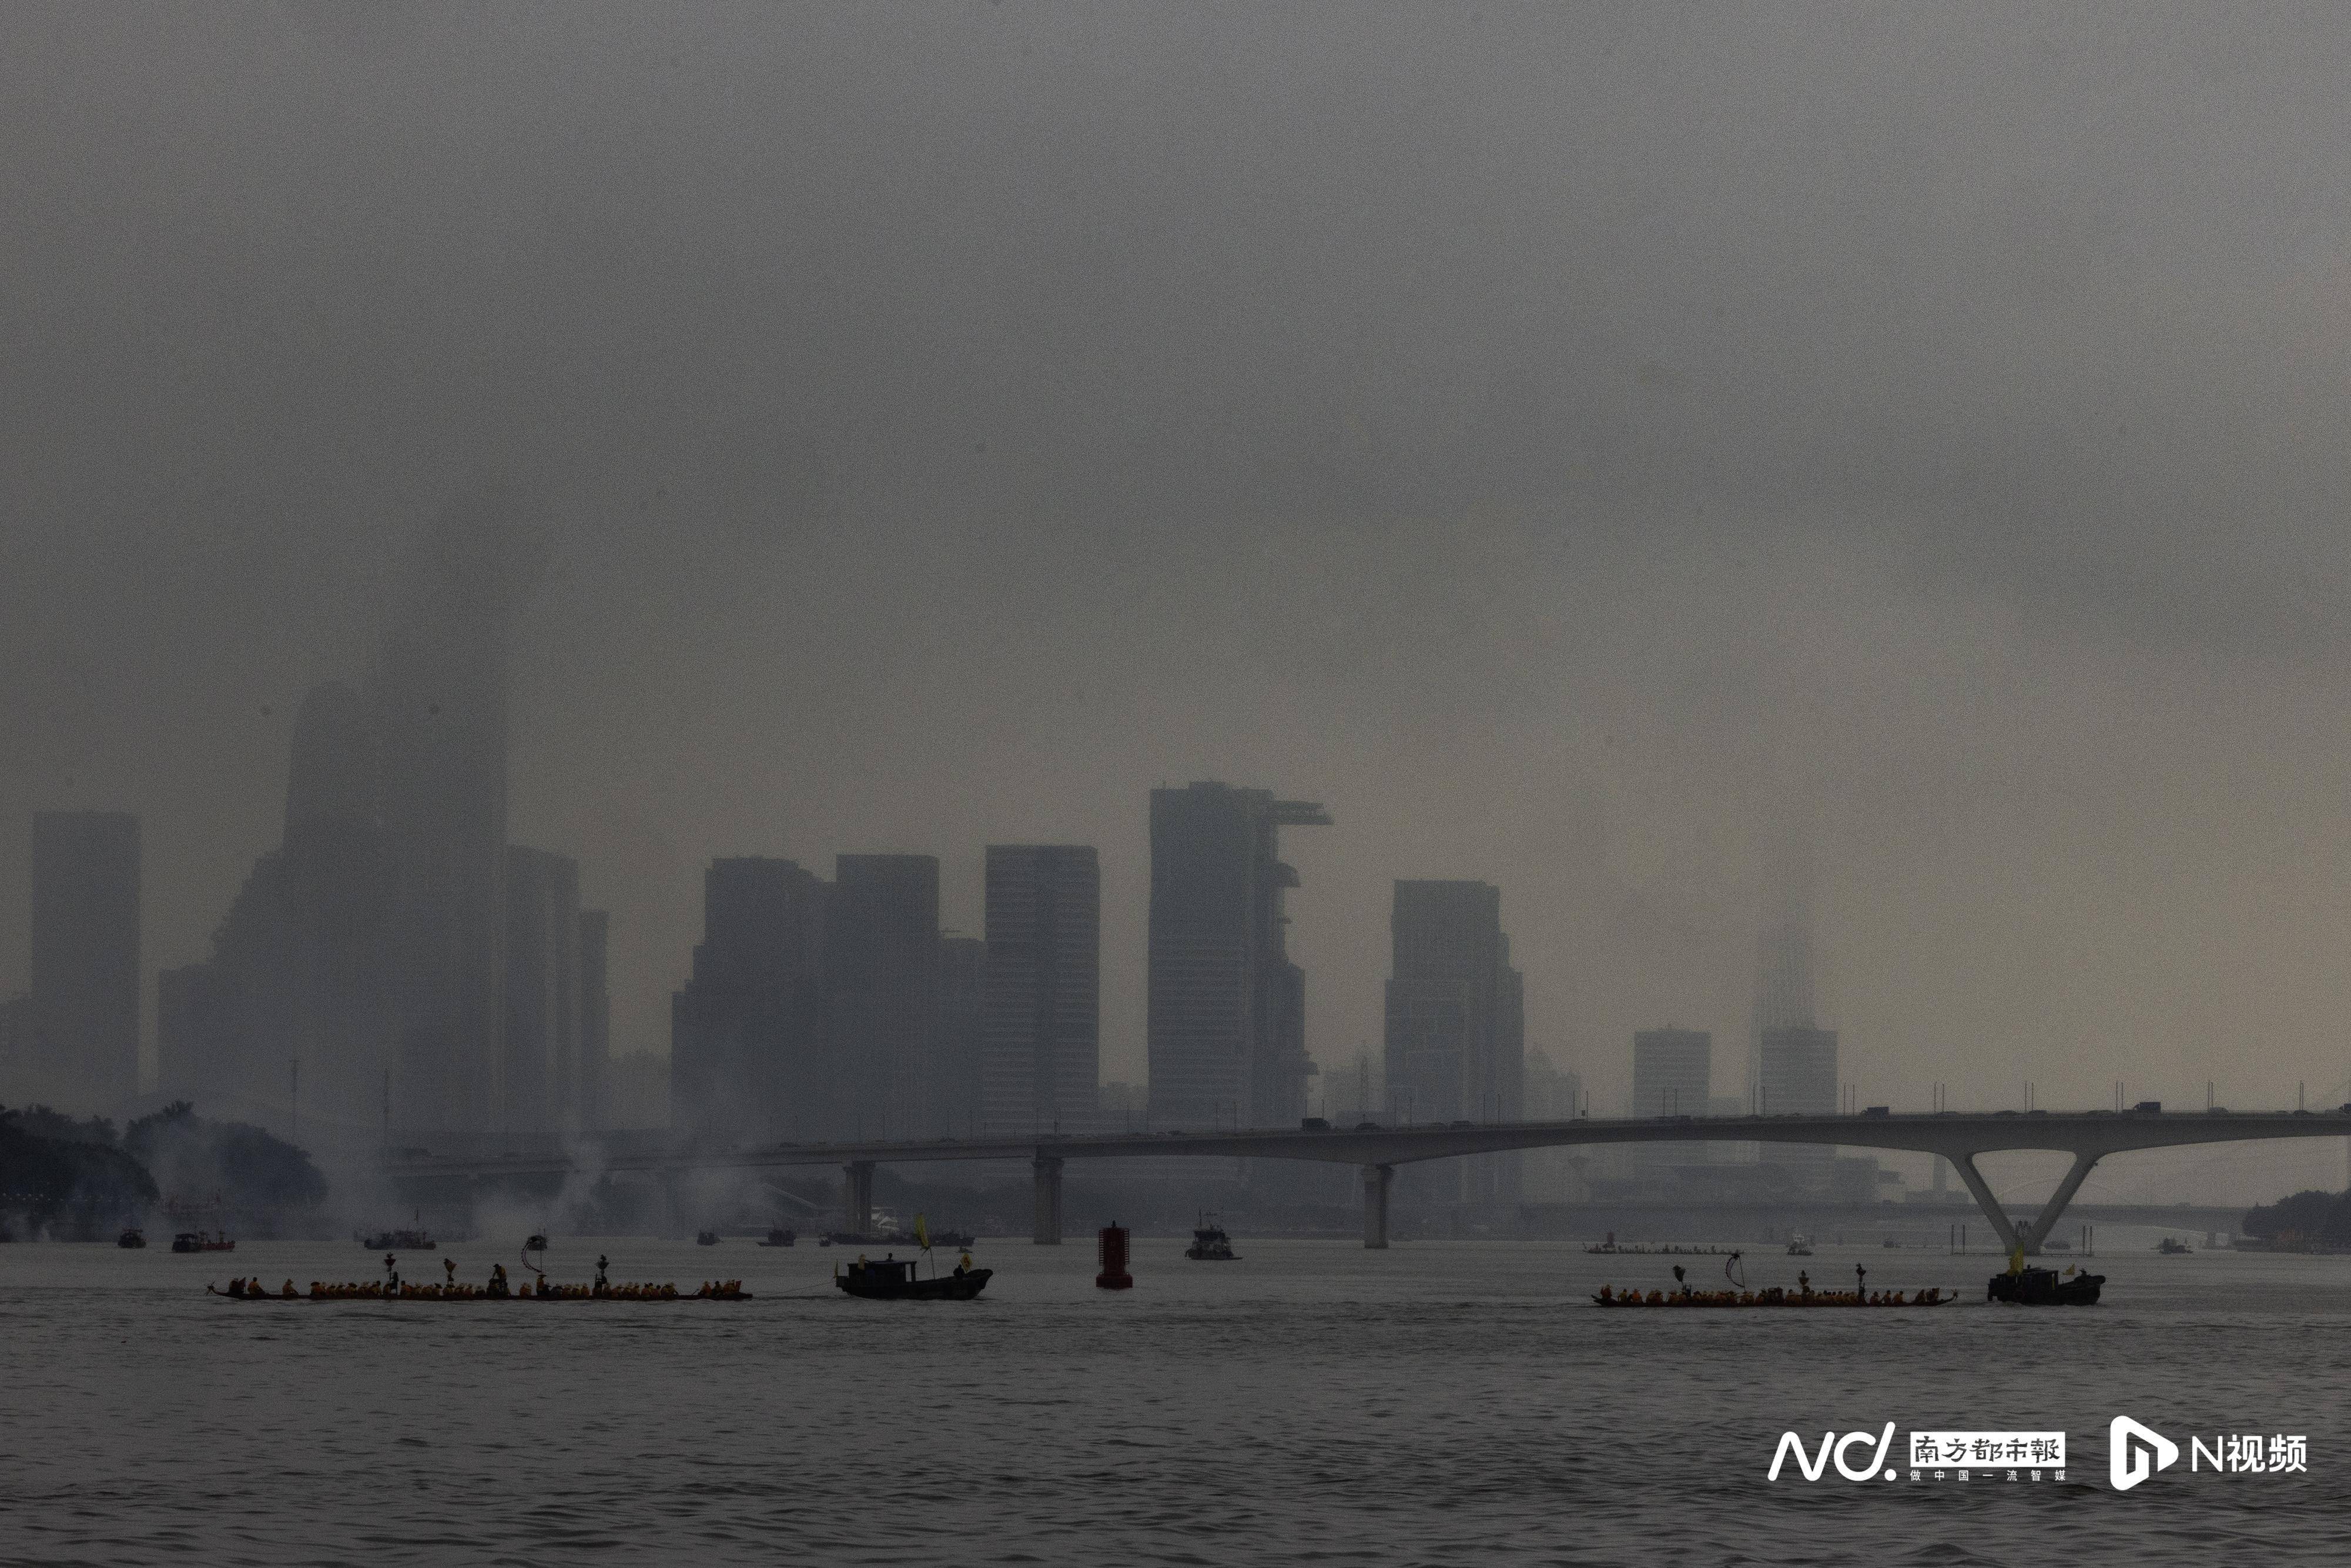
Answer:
[384,1107,2351,1253]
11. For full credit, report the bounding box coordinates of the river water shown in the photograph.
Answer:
[2,1230,2343,1565]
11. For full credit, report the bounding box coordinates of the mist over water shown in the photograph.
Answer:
[5,1237,2343,1566]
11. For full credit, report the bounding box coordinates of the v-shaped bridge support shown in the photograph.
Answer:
[1950,1150,2102,1255]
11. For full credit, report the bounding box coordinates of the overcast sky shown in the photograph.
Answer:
[9,3,2351,1198]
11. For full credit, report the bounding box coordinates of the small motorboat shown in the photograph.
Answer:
[835,1254,992,1301]
[118,1228,146,1249]
[695,1231,720,1247]
[1185,1215,1238,1261]
[2156,1237,2191,1255]
[173,1231,235,1253]
[758,1228,796,1247]
[1987,1265,2104,1306]
[1786,1234,1814,1257]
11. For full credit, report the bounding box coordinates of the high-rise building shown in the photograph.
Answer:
[374,504,541,1135]
[670,857,829,1145]
[578,910,611,1132]
[1146,783,1330,1130]
[1751,830,1840,1188]
[1758,1024,1838,1120]
[827,855,942,1142]
[935,935,986,1140]
[158,681,399,1137]
[981,845,1100,1136]
[25,811,140,1112]
[501,846,581,1142]
[0,995,33,1096]
[1382,880,1525,1202]
[160,505,543,1143]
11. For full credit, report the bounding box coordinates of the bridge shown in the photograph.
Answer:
[384,1108,2351,1253]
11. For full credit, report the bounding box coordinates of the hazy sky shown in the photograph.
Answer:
[11,4,2351,1196]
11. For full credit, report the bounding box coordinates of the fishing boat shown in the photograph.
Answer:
[758,1227,796,1247]
[1185,1215,1238,1261]
[358,1227,436,1250]
[172,1231,235,1253]
[1987,1265,2104,1305]
[2156,1237,2191,1255]
[1786,1234,1814,1257]
[695,1231,720,1246]
[835,1254,992,1301]
[118,1228,146,1249]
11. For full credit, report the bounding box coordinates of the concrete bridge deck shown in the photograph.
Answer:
[385,1107,2351,1254]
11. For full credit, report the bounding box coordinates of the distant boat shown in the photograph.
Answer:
[1988,1266,2104,1306]
[695,1231,720,1246]
[835,1254,992,1301]
[2156,1237,2192,1255]
[173,1231,235,1253]
[758,1228,797,1248]
[1786,1234,1814,1257]
[359,1228,436,1250]
[118,1228,146,1249]
[1185,1214,1238,1261]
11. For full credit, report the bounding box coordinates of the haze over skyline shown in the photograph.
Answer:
[12,4,2351,1200]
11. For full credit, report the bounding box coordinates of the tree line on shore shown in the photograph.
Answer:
[0,1101,324,1240]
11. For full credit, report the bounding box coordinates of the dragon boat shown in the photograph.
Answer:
[207,1275,752,1302]
[1592,1283,1955,1308]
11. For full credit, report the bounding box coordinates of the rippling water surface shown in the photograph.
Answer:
[4,1232,2346,1565]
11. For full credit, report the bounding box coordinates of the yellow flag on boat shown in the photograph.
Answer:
[915,1213,930,1249]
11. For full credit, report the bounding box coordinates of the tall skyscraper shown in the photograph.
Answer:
[670,857,828,1144]
[1382,879,1525,1202]
[162,504,544,1143]
[25,811,140,1111]
[159,680,398,1135]
[578,910,611,1132]
[502,846,581,1142]
[374,500,543,1134]
[1758,1024,1838,1121]
[935,934,986,1139]
[827,855,942,1141]
[1751,832,1837,1187]
[1146,783,1330,1130]
[981,845,1100,1136]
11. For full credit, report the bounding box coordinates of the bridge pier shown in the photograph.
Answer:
[1948,1154,2020,1253]
[1363,1164,1392,1249]
[2021,1151,2103,1253]
[1032,1156,1063,1245]
[842,1161,874,1238]
[1949,1149,2104,1256]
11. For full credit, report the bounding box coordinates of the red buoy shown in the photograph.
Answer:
[1096,1223,1133,1289]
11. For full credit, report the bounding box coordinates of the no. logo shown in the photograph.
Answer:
[2110,1416,2179,1492]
